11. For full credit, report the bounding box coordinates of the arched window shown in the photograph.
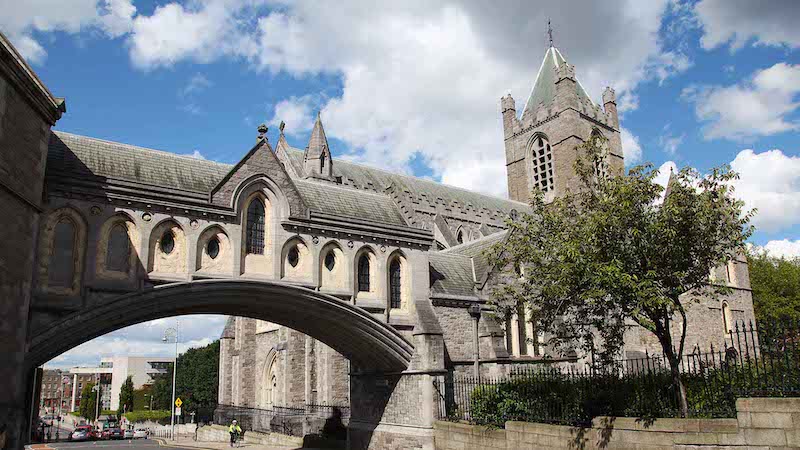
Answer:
[324,251,336,271]
[389,259,402,309]
[246,199,266,255]
[49,218,77,287]
[320,151,327,172]
[106,223,130,272]
[531,135,554,192]
[357,254,370,292]
[516,305,528,356]
[592,131,609,179]
[722,301,733,334]
[456,229,464,244]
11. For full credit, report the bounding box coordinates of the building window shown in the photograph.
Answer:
[722,301,733,333]
[456,229,464,244]
[531,135,555,192]
[389,259,402,309]
[207,237,220,259]
[106,223,130,272]
[160,230,175,254]
[246,199,266,255]
[516,306,528,356]
[287,246,300,267]
[324,251,336,271]
[592,131,609,179]
[357,254,370,292]
[49,219,77,287]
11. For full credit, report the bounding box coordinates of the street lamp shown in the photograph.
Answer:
[92,384,101,425]
[163,321,179,440]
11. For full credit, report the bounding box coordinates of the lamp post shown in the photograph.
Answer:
[163,321,179,440]
[92,384,101,425]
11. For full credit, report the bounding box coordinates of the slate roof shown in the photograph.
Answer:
[441,230,509,283]
[429,253,476,297]
[523,46,594,116]
[48,131,232,193]
[293,179,407,226]
[283,148,527,217]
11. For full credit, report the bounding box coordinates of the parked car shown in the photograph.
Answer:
[123,428,135,439]
[107,428,124,440]
[98,429,110,440]
[70,425,95,441]
[133,429,148,439]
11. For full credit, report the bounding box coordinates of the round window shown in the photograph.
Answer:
[324,251,336,271]
[160,230,175,255]
[287,246,300,267]
[207,237,220,259]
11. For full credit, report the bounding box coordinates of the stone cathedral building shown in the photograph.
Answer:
[216,45,756,410]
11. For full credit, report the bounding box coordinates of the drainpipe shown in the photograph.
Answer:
[468,304,482,380]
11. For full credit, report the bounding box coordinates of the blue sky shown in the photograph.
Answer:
[4,0,799,366]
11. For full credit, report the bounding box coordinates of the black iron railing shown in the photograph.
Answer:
[435,320,800,427]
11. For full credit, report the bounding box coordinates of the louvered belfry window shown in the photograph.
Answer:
[246,199,266,255]
[389,259,402,309]
[357,254,370,292]
[531,136,554,192]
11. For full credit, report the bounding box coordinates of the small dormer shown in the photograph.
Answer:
[303,112,335,181]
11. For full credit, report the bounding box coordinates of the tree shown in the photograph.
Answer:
[748,251,800,324]
[175,340,220,414]
[78,383,97,421]
[118,376,134,415]
[151,372,173,410]
[488,134,753,417]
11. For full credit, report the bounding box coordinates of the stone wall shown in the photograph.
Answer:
[434,397,800,449]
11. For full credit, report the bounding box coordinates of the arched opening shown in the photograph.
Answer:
[96,214,140,282]
[386,252,409,312]
[281,238,311,281]
[591,129,609,179]
[529,133,554,192]
[320,242,346,291]
[456,229,464,244]
[354,247,377,300]
[196,225,232,275]
[241,193,272,276]
[149,220,186,275]
[38,207,87,296]
[722,301,733,334]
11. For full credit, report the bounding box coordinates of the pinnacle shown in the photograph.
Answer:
[305,111,328,158]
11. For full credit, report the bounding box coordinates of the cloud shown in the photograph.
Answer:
[658,126,684,156]
[45,315,226,369]
[621,127,643,165]
[183,150,206,159]
[0,0,136,64]
[269,95,318,135]
[683,63,800,141]
[119,0,684,197]
[181,73,212,97]
[693,0,800,51]
[760,240,800,259]
[729,148,800,232]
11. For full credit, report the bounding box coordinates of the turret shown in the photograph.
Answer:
[602,87,618,129]
[303,112,335,181]
[554,62,578,110]
[501,94,517,139]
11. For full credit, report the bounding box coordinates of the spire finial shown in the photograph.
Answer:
[547,19,554,48]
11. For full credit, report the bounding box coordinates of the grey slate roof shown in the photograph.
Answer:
[442,230,509,283]
[523,46,594,116]
[429,253,476,297]
[283,148,527,217]
[293,179,407,226]
[48,131,232,193]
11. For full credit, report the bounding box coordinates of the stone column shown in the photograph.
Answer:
[468,304,482,379]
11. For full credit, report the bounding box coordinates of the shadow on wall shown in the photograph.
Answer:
[301,407,347,449]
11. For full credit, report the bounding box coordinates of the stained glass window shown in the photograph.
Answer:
[357,254,370,292]
[389,259,402,309]
[246,199,266,255]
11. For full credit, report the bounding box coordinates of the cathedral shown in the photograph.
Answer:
[215,44,756,410]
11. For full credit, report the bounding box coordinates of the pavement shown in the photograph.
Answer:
[25,439,296,450]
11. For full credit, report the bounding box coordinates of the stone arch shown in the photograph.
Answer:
[353,245,378,300]
[96,212,140,282]
[257,348,279,408]
[25,280,414,373]
[37,206,88,296]
[196,224,232,275]
[281,237,311,282]
[241,191,271,276]
[148,219,187,275]
[386,250,410,312]
[319,241,347,291]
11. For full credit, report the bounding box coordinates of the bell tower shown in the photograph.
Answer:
[502,43,624,203]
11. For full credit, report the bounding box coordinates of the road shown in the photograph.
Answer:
[35,440,197,450]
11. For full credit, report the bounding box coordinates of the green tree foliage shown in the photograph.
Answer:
[151,372,173,411]
[118,376,134,415]
[175,340,220,413]
[748,252,800,324]
[488,134,753,417]
[78,383,97,421]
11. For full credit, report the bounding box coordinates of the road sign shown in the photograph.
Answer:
[175,398,182,408]
[175,407,182,416]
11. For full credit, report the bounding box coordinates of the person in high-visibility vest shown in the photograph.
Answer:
[228,420,242,447]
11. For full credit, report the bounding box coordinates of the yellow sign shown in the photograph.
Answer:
[175,398,182,408]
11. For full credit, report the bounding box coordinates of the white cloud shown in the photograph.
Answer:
[0,0,135,63]
[658,126,684,156]
[181,73,212,97]
[45,315,226,369]
[269,95,317,135]
[621,127,643,165]
[183,150,206,159]
[683,63,800,141]
[694,0,800,51]
[121,0,684,197]
[653,160,678,203]
[729,148,800,232]
[761,240,800,259]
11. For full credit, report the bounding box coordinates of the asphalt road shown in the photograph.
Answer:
[42,440,195,450]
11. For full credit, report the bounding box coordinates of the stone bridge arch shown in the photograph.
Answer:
[26,279,414,372]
